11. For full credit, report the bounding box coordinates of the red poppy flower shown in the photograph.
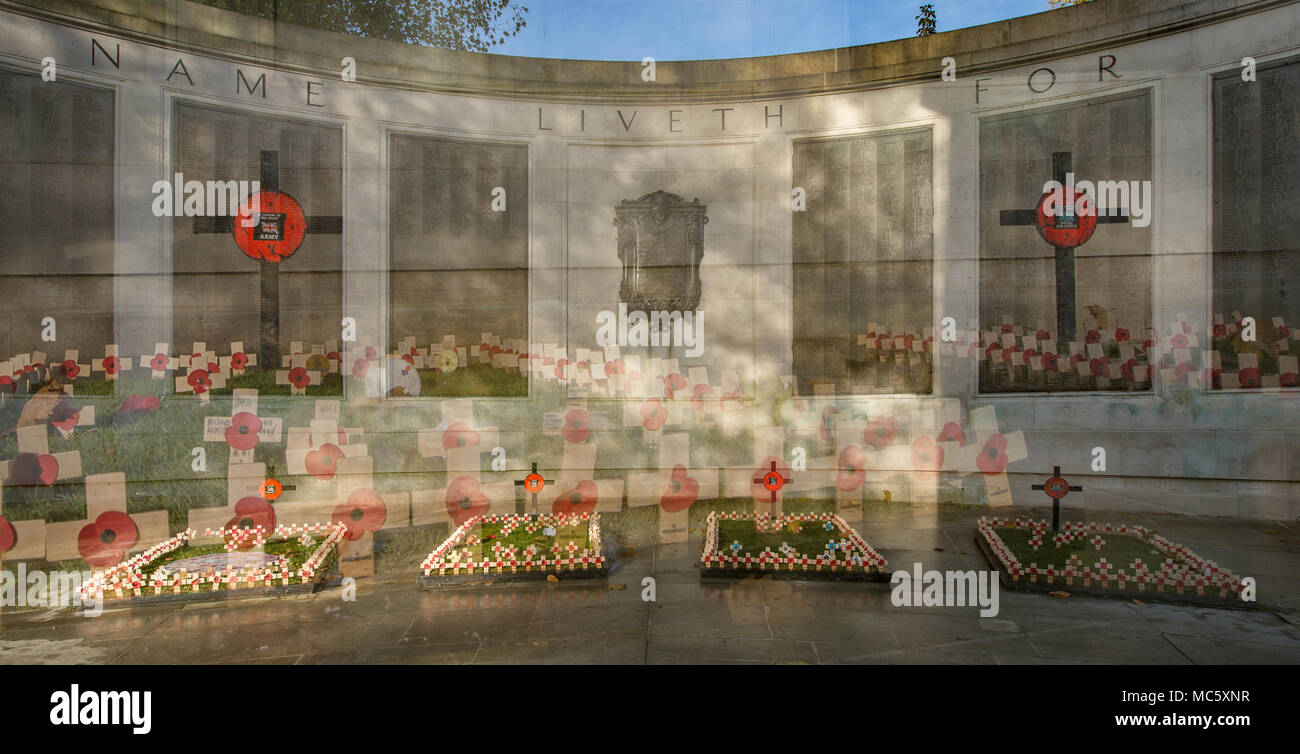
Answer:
[1239,367,1260,389]
[912,435,944,476]
[985,343,1003,360]
[60,360,80,379]
[1181,322,1192,334]
[50,400,80,433]
[977,434,1010,475]
[1280,372,1299,388]
[0,515,15,553]
[902,334,917,350]
[1041,351,1059,371]
[352,358,369,379]
[150,353,169,372]
[332,489,387,541]
[1113,328,1130,342]
[230,352,249,370]
[305,443,345,480]
[553,480,598,516]
[364,346,378,360]
[605,359,624,376]
[187,369,212,393]
[442,421,481,451]
[326,351,341,363]
[936,421,965,445]
[0,376,12,393]
[1089,357,1108,377]
[1002,346,1020,364]
[1120,358,1139,380]
[224,411,262,451]
[1035,329,1051,341]
[663,373,688,399]
[224,496,277,550]
[835,445,867,492]
[1000,324,1014,334]
[693,383,715,413]
[11,452,58,486]
[445,476,490,526]
[479,343,491,352]
[102,355,121,375]
[489,345,504,359]
[553,359,569,379]
[1170,333,1189,348]
[1202,367,1222,390]
[660,465,699,512]
[1085,330,1101,344]
[1212,323,1228,339]
[641,398,668,431]
[77,511,138,567]
[750,457,792,503]
[287,366,310,389]
[1022,347,1038,361]
[400,353,416,368]
[562,408,590,443]
[863,416,898,448]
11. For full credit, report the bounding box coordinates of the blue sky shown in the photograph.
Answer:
[494,0,1053,60]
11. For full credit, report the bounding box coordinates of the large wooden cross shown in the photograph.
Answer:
[191,149,343,368]
[998,152,1129,343]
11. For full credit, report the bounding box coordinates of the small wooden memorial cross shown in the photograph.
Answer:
[514,462,553,515]
[753,460,791,505]
[1032,465,1082,532]
[998,152,1130,342]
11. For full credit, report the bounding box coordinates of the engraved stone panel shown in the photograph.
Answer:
[171,102,343,356]
[0,67,114,356]
[1213,57,1299,329]
[978,90,1152,393]
[792,128,933,395]
[388,134,527,381]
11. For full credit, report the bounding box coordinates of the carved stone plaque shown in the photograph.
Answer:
[614,190,707,312]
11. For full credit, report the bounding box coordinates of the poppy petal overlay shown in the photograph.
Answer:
[660,465,699,512]
[224,411,263,450]
[332,489,387,541]
[835,445,867,492]
[0,515,16,553]
[304,443,345,480]
[562,408,590,444]
[552,480,598,516]
[187,369,212,393]
[288,366,310,388]
[12,452,58,486]
[442,421,482,450]
[911,435,944,476]
[977,434,1010,475]
[77,511,139,567]
[640,398,668,431]
[445,476,490,527]
[862,417,899,448]
[150,353,169,372]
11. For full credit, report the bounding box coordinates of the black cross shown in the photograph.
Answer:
[513,462,554,515]
[191,150,344,369]
[1031,465,1082,532]
[998,152,1129,344]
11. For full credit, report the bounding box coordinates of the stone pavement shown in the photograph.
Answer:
[2,505,1299,665]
